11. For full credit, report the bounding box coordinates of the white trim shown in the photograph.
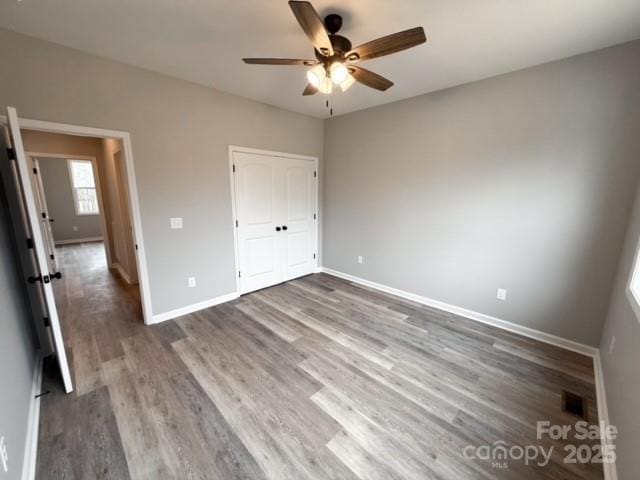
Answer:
[320,267,598,357]
[1,114,153,325]
[228,145,318,162]
[54,236,103,245]
[111,261,132,284]
[626,223,640,323]
[593,351,618,480]
[21,353,42,480]
[66,158,100,216]
[228,145,319,295]
[150,291,239,324]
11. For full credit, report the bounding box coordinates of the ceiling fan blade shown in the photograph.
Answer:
[302,83,318,96]
[349,66,394,91]
[288,1,334,56]
[347,27,426,61]
[243,58,317,66]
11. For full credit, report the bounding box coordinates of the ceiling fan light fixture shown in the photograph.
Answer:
[317,76,333,94]
[330,62,349,84]
[340,74,356,92]
[306,64,326,87]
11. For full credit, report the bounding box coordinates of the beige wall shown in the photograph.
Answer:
[0,27,323,316]
[101,138,137,282]
[323,40,640,346]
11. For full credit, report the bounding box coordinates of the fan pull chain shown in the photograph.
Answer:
[324,94,335,117]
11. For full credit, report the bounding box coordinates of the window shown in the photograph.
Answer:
[68,159,99,215]
[629,233,640,322]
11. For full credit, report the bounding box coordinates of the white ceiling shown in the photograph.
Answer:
[2,1,640,118]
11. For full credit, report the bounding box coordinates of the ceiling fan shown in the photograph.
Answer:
[243,1,427,96]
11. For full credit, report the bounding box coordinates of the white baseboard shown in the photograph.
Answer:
[54,236,103,246]
[110,262,132,284]
[150,291,240,324]
[21,353,43,480]
[593,351,618,480]
[320,267,598,357]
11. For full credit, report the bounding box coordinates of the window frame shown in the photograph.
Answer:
[627,230,640,323]
[67,158,100,216]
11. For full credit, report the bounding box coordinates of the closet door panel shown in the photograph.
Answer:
[234,152,283,293]
[282,161,316,281]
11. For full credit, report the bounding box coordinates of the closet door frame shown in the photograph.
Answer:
[228,145,319,295]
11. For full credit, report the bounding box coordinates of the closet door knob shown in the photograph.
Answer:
[282,225,288,231]
[275,226,281,231]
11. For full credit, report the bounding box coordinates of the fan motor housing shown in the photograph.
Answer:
[314,33,352,61]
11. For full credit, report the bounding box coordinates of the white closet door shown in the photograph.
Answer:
[234,151,284,294]
[233,150,317,295]
[281,158,316,281]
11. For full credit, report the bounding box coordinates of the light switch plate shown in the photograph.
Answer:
[170,217,183,229]
[497,288,507,301]
[188,277,196,288]
[357,256,363,264]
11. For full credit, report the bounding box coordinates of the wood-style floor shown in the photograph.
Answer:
[37,242,604,479]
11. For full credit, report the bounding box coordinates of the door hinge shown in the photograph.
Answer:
[7,147,16,160]
[33,167,38,174]
[313,253,316,259]
[135,244,138,251]
[43,317,51,327]
[238,270,241,278]
[313,213,316,220]
[235,219,238,227]
[41,212,46,219]
[314,170,317,178]
[50,254,55,260]
[26,237,34,249]
[232,164,236,173]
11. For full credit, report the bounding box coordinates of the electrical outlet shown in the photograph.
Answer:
[188,277,196,288]
[497,288,507,301]
[608,336,616,355]
[170,217,183,229]
[357,256,363,264]
[1,436,8,473]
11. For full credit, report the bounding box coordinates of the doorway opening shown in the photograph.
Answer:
[23,129,142,299]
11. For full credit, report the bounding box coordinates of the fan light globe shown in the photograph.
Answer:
[318,76,333,94]
[330,62,349,84]
[306,64,326,87]
[340,74,356,92]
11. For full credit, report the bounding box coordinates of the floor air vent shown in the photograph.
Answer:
[562,390,587,420]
